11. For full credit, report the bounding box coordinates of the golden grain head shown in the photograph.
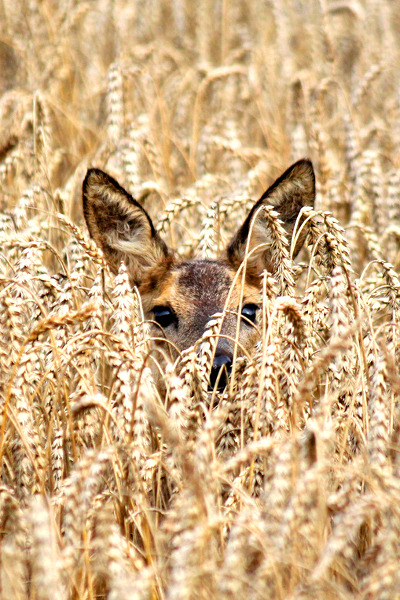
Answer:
[1,1,400,598]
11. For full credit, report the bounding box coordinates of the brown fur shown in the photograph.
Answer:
[227,160,315,278]
[150,260,260,352]
[82,169,173,287]
[82,159,315,359]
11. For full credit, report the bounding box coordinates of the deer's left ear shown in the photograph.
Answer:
[226,159,315,276]
[82,168,173,289]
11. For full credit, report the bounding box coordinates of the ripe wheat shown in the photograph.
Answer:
[0,1,400,599]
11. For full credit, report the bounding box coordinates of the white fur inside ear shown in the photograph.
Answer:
[251,220,273,247]
[106,229,167,275]
[107,231,148,257]
[249,205,277,248]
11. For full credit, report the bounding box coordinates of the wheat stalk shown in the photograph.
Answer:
[0,2,399,598]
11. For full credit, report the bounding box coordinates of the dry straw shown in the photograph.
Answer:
[0,1,400,598]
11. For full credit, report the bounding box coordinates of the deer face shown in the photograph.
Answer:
[82,159,315,391]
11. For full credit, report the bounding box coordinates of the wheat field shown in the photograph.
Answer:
[1,1,400,598]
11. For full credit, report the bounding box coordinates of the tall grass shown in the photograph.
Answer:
[1,1,400,598]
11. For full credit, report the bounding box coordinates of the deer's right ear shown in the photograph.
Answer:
[226,159,315,278]
[82,169,173,287]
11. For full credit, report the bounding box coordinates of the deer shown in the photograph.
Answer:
[82,159,315,392]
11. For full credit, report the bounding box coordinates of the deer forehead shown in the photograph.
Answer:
[153,259,259,318]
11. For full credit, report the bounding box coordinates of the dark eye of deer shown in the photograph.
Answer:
[241,303,259,325]
[152,306,178,328]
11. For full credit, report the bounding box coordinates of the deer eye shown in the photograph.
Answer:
[152,305,178,328]
[241,303,259,325]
